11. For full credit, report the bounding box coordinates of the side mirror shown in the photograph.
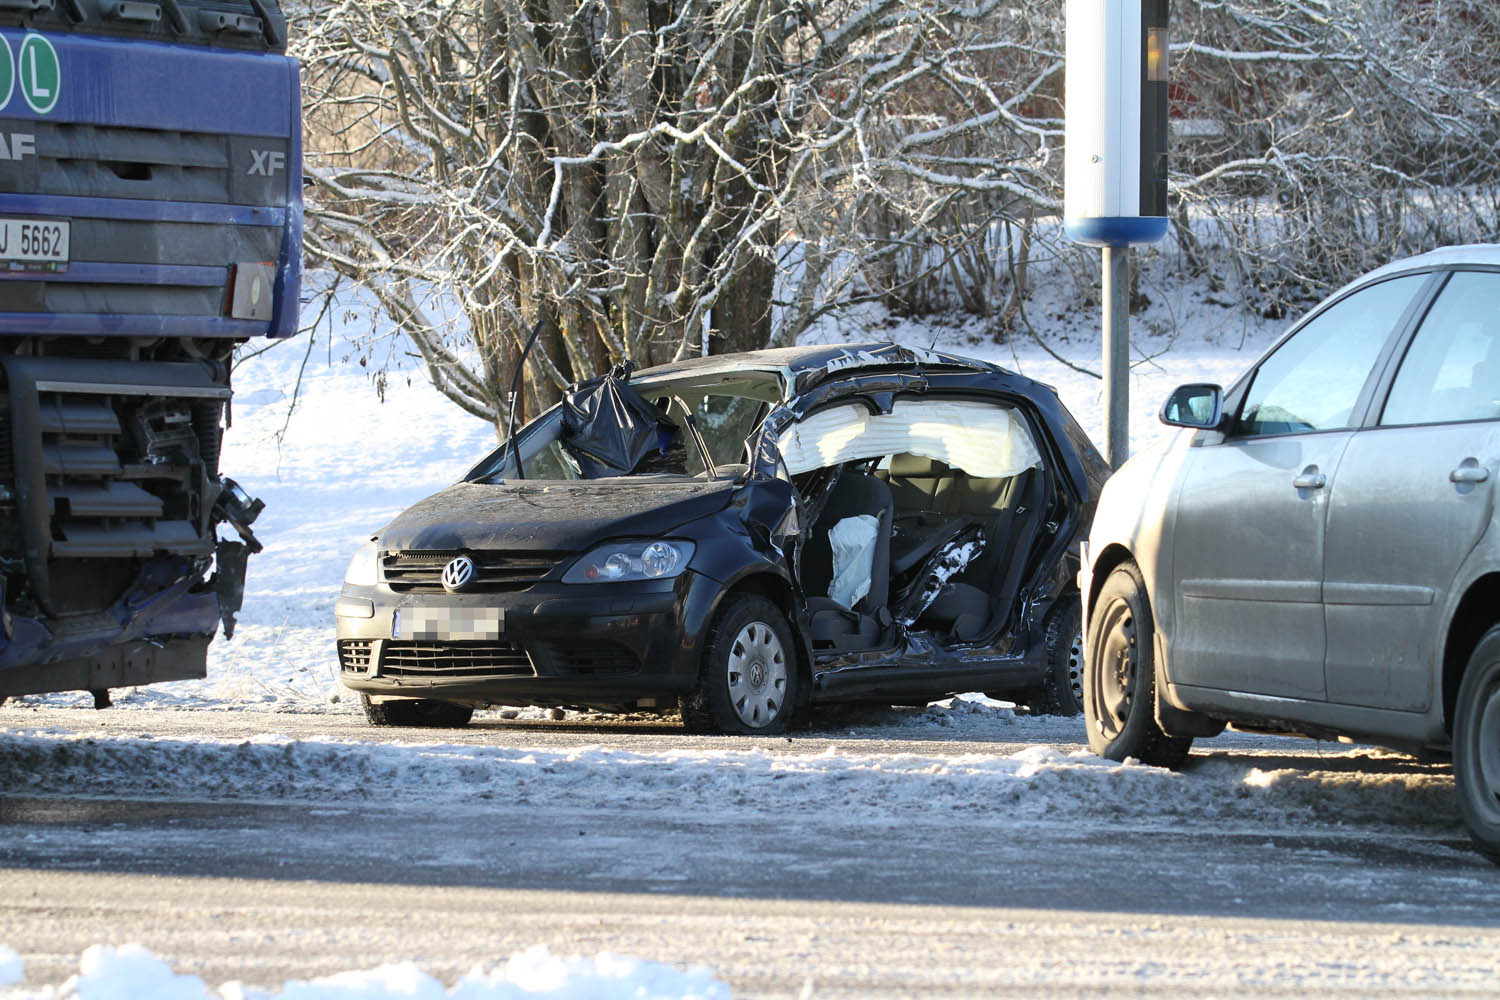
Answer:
[1160,383,1224,430]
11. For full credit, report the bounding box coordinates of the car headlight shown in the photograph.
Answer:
[343,540,380,587]
[563,540,695,584]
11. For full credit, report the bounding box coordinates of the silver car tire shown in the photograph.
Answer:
[681,594,798,735]
[1083,561,1192,769]
[1454,626,1500,863]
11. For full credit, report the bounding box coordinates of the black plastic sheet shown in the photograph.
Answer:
[560,362,676,478]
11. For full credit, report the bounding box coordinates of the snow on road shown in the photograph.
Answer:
[0,699,1466,840]
[1,943,728,999]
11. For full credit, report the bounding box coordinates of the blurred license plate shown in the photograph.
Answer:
[398,607,504,641]
[0,217,69,270]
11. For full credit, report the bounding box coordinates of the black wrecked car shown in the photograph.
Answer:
[335,343,1109,733]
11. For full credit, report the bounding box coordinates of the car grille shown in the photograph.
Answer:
[338,639,375,672]
[380,550,565,593]
[0,124,291,208]
[379,640,536,678]
[534,641,641,677]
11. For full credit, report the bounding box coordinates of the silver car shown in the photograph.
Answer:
[1080,243,1500,861]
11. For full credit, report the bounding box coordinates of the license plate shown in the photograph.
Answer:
[0,217,69,271]
[395,607,504,641]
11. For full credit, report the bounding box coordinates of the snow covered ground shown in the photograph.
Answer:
[0,700,1464,838]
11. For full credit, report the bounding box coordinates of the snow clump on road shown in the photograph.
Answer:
[0,718,1462,838]
[0,943,728,1000]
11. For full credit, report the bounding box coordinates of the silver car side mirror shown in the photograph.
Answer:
[1160,383,1224,429]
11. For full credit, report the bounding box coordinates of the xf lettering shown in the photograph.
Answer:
[248,149,285,176]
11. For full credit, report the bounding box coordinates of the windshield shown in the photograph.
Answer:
[466,370,780,483]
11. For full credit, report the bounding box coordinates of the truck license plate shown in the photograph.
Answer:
[0,217,69,271]
[396,606,504,641]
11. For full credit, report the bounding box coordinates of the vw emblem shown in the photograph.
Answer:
[441,555,476,593]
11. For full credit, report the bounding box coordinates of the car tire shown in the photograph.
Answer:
[1454,625,1500,862]
[680,594,798,735]
[1022,599,1084,717]
[360,694,474,728]
[1083,562,1192,768]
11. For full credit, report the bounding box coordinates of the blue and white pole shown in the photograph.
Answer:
[1064,0,1170,469]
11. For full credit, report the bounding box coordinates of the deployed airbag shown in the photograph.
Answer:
[828,514,878,610]
[775,399,1042,478]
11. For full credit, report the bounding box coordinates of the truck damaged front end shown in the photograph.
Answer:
[0,353,263,699]
[0,2,298,698]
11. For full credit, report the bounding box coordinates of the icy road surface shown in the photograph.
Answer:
[2,702,1499,997]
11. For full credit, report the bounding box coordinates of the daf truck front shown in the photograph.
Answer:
[0,0,300,699]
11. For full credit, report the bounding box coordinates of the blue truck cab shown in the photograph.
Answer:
[0,1,300,699]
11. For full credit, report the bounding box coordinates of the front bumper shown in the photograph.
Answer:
[333,569,722,708]
[0,582,220,698]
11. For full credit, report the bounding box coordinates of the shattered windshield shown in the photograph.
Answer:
[467,370,780,483]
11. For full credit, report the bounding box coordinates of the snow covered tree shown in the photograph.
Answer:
[292,0,1062,433]
[1168,0,1500,309]
[292,0,1500,429]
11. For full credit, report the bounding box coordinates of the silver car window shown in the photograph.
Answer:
[1237,274,1426,437]
[1381,271,1500,426]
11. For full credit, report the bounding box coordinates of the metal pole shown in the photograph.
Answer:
[1102,245,1130,469]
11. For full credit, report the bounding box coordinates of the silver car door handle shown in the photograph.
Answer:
[1292,469,1326,490]
[1450,464,1491,484]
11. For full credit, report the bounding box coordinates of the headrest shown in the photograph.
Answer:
[887,453,949,478]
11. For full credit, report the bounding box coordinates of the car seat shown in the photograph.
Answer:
[801,471,894,650]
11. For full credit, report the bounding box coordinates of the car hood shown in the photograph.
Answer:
[377,479,739,552]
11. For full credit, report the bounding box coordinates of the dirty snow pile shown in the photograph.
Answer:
[0,943,727,1000]
[0,707,1463,838]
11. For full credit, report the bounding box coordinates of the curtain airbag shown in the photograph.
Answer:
[776,400,1041,478]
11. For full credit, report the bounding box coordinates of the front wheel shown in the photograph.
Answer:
[1083,562,1191,768]
[360,694,474,728]
[680,594,799,735]
[1454,626,1500,862]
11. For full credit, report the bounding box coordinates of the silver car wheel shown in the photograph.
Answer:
[1068,630,1085,707]
[726,620,788,728]
[1092,599,1137,740]
[1455,635,1500,861]
[1476,674,1500,814]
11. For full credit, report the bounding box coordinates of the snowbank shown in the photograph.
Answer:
[0,705,1462,838]
[0,944,726,1000]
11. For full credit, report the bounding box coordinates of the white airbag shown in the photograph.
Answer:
[828,514,878,609]
[776,399,1042,478]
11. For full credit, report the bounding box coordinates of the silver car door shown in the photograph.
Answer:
[1323,270,1500,711]
[1169,274,1431,700]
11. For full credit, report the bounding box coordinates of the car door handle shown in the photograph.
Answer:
[1292,467,1326,490]
[1450,463,1491,485]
